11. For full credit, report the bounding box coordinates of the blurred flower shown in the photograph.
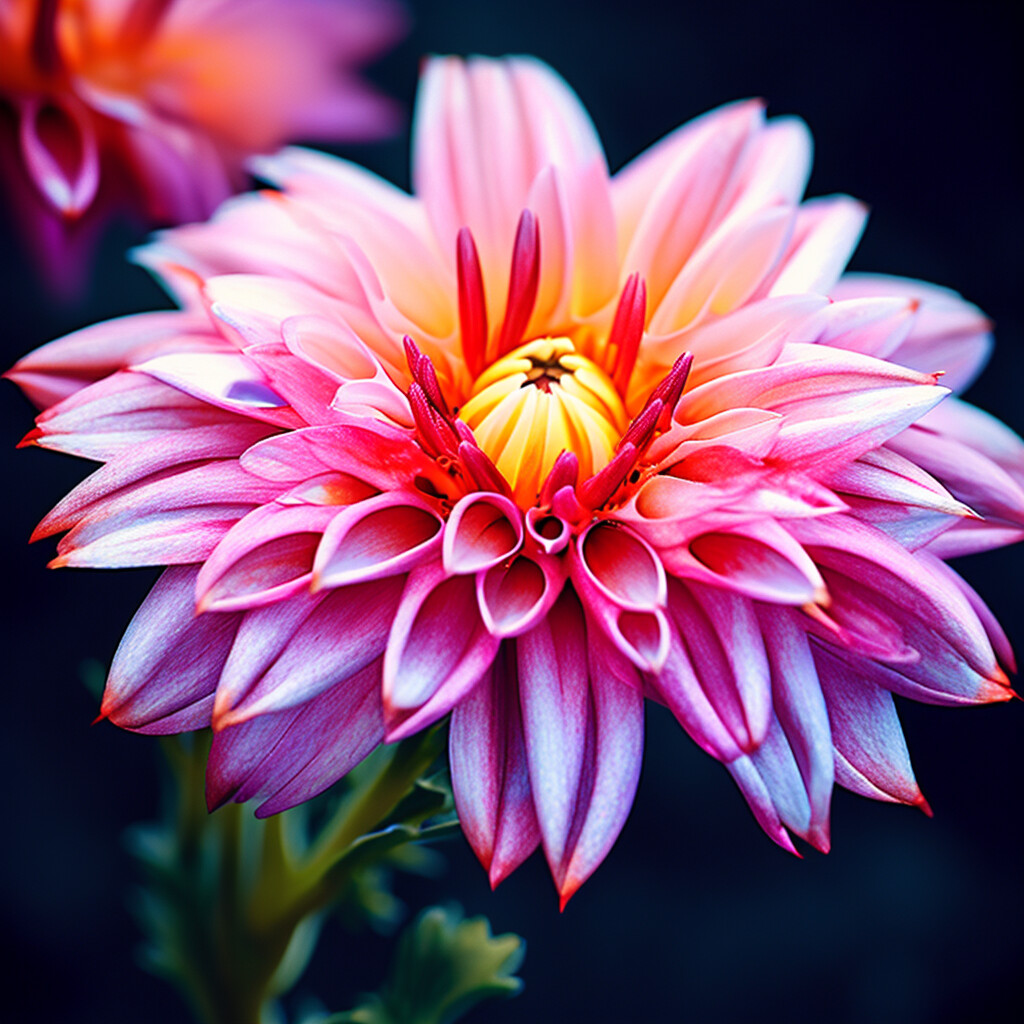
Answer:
[10,56,1023,906]
[0,0,405,290]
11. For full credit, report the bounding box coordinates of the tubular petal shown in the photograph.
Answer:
[442,493,523,574]
[314,492,443,589]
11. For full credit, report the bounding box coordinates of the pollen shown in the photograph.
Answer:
[459,338,628,507]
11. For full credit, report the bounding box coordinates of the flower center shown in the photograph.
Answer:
[458,337,628,507]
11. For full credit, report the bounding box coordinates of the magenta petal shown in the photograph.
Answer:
[383,564,500,738]
[102,566,240,733]
[442,493,523,574]
[477,552,567,637]
[815,647,926,808]
[757,604,833,849]
[647,625,745,763]
[556,639,644,907]
[207,659,384,816]
[517,591,590,876]
[576,521,666,610]
[214,578,402,726]
[665,579,771,752]
[449,648,542,887]
[661,521,825,605]
[314,491,443,589]
[18,94,100,217]
[196,503,341,612]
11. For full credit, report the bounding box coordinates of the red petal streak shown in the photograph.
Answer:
[577,443,639,510]
[608,274,648,395]
[457,228,489,379]
[313,492,443,589]
[443,493,523,574]
[496,210,541,359]
[539,450,579,505]
[457,440,513,498]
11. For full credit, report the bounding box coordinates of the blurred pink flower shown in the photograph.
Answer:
[10,57,1022,906]
[0,0,405,288]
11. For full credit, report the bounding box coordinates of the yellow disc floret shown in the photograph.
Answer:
[459,338,628,507]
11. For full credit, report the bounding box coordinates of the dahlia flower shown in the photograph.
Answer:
[0,0,404,281]
[10,56,1022,907]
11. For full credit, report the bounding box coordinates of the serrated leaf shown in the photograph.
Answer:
[328,906,524,1024]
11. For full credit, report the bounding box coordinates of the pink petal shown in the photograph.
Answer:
[831,273,994,393]
[575,521,667,610]
[102,567,240,733]
[660,520,825,605]
[477,552,567,638]
[17,94,100,217]
[664,579,771,752]
[383,564,500,739]
[517,591,590,876]
[413,56,604,274]
[213,579,402,726]
[449,649,542,887]
[442,493,524,574]
[314,492,443,589]
[196,502,341,612]
[814,646,927,808]
[207,659,384,817]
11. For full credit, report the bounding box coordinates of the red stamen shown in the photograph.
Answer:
[459,441,513,498]
[496,210,540,360]
[404,336,452,418]
[457,228,489,379]
[618,399,662,452]
[408,382,458,458]
[609,274,647,394]
[648,352,693,431]
[577,442,638,510]
[539,450,579,506]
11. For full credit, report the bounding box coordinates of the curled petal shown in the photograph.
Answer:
[383,564,500,739]
[314,492,443,589]
[478,552,567,638]
[525,507,571,555]
[576,521,666,610]
[660,520,826,606]
[443,493,523,574]
[196,503,340,612]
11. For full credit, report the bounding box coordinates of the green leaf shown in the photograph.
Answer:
[328,905,524,1024]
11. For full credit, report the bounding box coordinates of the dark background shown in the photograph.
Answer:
[2,1,1022,1022]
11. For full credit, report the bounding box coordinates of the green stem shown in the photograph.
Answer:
[138,727,449,1024]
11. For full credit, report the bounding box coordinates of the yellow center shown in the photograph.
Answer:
[458,338,628,507]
